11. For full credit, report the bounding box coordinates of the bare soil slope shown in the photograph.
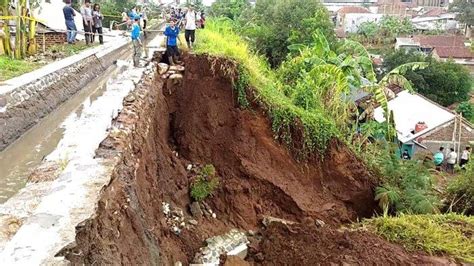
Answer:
[62,55,450,265]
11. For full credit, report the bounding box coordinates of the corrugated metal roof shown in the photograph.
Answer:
[374,91,455,143]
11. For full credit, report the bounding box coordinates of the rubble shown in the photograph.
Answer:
[193,229,249,265]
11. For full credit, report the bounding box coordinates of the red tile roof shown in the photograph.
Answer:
[337,6,371,15]
[434,46,474,59]
[413,35,466,48]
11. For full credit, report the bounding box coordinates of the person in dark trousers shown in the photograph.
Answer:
[446,148,457,174]
[184,5,197,49]
[63,0,76,44]
[401,149,411,160]
[131,17,142,67]
[164,18,181,66]
[80,0,93,45]
[460,146,471,169]
[92,4,104,44]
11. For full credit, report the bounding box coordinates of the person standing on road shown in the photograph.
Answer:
[164,18,181,66]
[80,0,94,45]
[131,17,142,67]
[446,148,457,174]
[460,146,471,169]
[63,0,77,44]
[92,4,104,44]
[184,5,197,49]
[433,147,445,171]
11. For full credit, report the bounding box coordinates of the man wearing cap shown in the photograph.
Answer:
[184,5,197,49]
[63,0,77,44]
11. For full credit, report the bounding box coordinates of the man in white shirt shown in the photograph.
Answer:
[460,146,471,169]
[446,148,457,174]
[184,5,197,48]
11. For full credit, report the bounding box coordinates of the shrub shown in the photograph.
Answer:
[456,102,474,123]
[364,143,441,214]
[361,213,474,263]
[195,19,337,154]
[446,162,474,214]
[190,164,220,202]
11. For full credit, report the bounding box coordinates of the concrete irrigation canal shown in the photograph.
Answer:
[0,32,456,266]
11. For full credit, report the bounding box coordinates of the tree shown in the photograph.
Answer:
[383,50,472,106]
[456,102,474,122]
[210,0,250,20]
[449,0,474,36]
[240,0,335,67]
[357,21,378,43]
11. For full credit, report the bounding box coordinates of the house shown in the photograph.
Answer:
[411,7,458,31]
[377,0,447,15]
[432,46,474,67]
[336,6,372,26]
[322,0,379,13]
[395,35,473,66]
[373,90,474,157]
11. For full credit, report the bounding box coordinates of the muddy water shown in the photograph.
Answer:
[0,64,122,203]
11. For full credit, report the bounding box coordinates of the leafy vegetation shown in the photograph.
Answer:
[383,50,472,106]
[47,43,94,56]
[354,16,414,45]
[236,0,335,67]
[365,143,440,214]
[190,164,220,202]
[446,162,474,214]
[0,56,42,81]
[195,19,338,154]
[456,102,474,123]
[210,0,250,20]
[361,214,474,263]
[449,0,474,31]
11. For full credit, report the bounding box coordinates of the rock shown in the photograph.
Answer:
[224,255,250,266]
[0,96,7,107]
[158,63,169,74]
[212,213,217,219]
[170,65,185,72]
[188,219,198,226]
[174,262,182,266]
[254,252,264,262]
[190,202,203,219]
[315,219,326,227]
[187,164,193,171]
[169,73,183,80]
[262,216,295,227]
[247,230,256,236]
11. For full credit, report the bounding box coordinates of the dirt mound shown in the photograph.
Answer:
[249,222,453,265]
[62,55,446,265]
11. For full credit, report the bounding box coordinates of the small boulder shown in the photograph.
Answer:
[188,219,199,226]
[190,202,203,219]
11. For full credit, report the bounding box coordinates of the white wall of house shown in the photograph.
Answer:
[343,13,384,33]
[411,13,458,31]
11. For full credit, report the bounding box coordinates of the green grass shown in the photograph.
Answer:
[0,56,42,81]
[47,42,95,56]
[194,19,337,154]
[190,164,220,202]
[361,214,474,263]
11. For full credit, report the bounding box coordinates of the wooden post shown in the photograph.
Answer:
[457,113,462,164]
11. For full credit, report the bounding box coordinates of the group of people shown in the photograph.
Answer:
[63,0,104,45]
[433,146,471,174]
[162,5,203,66]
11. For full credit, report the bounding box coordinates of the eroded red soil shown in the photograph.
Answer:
[62,55,452,265]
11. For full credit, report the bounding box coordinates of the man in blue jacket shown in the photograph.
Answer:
[164,18,181,65]
[131,17,142,67]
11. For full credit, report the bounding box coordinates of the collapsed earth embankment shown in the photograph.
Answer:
[59,55,449,265]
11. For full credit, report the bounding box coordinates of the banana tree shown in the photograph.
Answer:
[0,0,13,56]
[363,62,428,141]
